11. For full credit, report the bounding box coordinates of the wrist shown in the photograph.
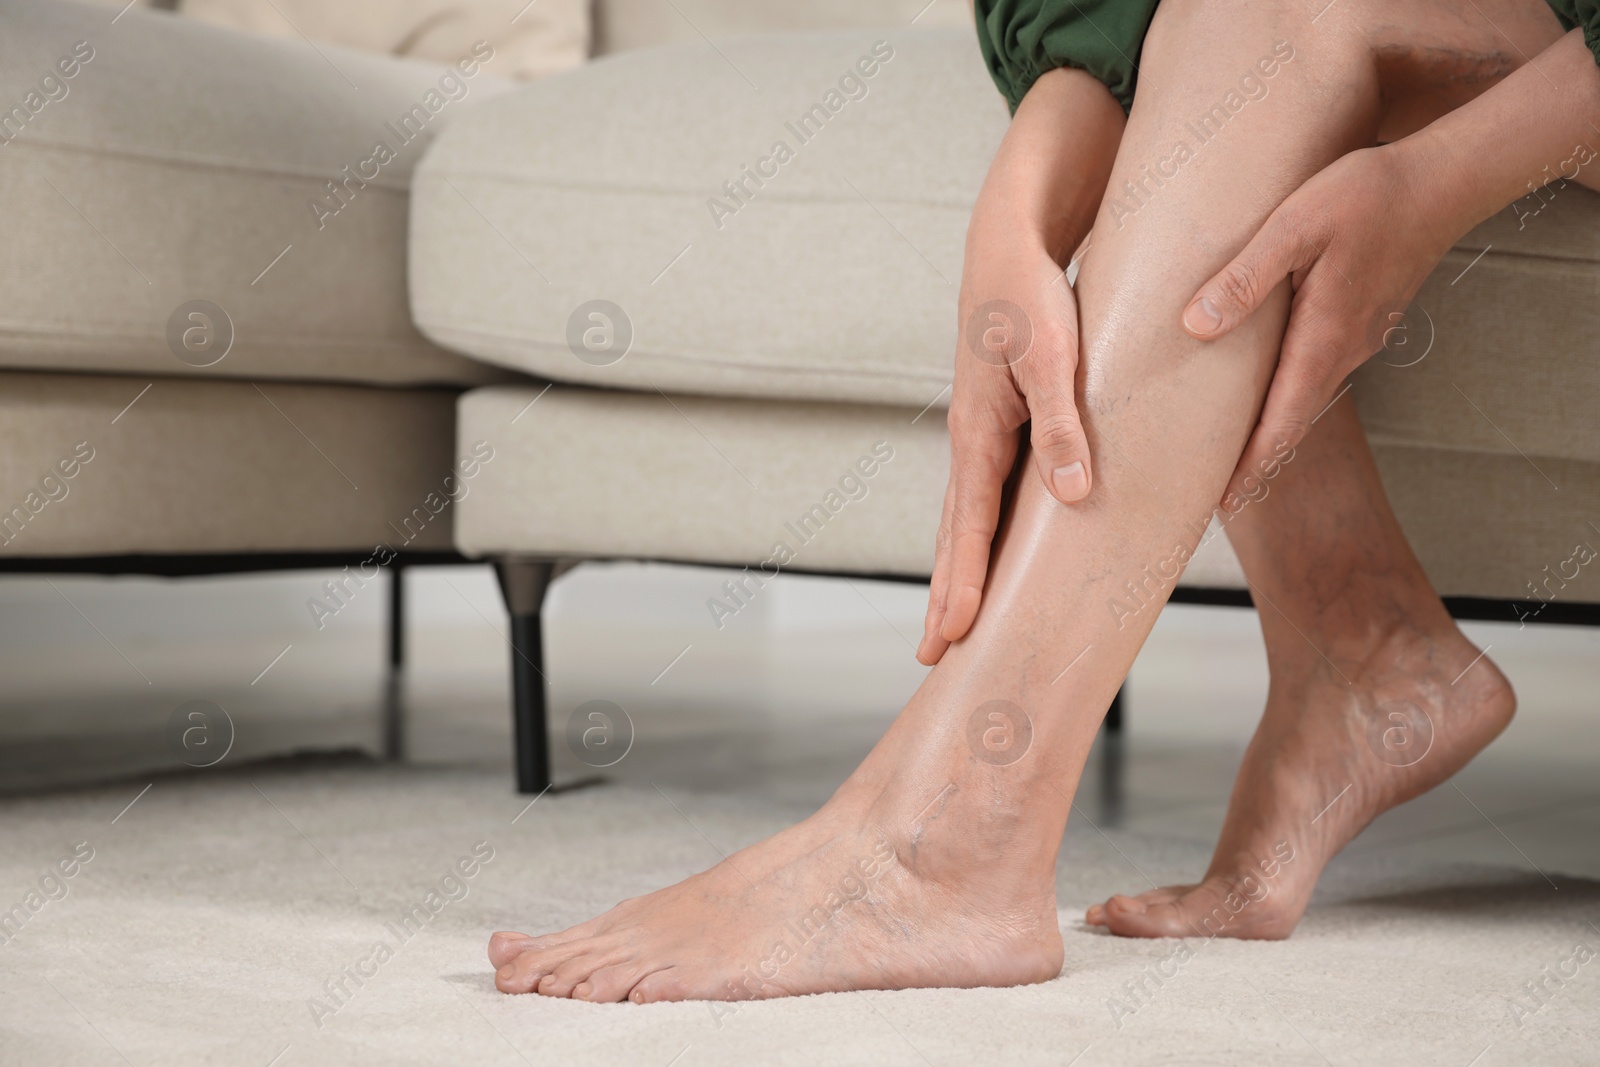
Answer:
[1395,30,1600,233]
[973,66,1123,266]
[968,199,1081,266]
[1384,133,1480,248]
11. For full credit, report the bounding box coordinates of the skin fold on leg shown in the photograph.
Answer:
[484,0,1410,1002]
[1086,0,1566,940]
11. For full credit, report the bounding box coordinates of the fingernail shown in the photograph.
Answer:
[1184,296,1221,335]
[1052,461,1088,501]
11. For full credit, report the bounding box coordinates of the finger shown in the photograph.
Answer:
[1183,211,1317,340]
[939,423,1018,646]
[1026,388,1092,505]
[917,477,958,665]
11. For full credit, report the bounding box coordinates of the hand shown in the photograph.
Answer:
[918,237,1090,665]
[1181,142,1458,489]
[914,66,1123,665]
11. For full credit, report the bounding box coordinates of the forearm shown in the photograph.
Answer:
[966,67,1125,266]
[1403,28,1600,234]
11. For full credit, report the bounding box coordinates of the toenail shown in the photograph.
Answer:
[496,965,514,981]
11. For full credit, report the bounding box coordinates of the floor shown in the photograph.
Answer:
[1,563,1597,1064]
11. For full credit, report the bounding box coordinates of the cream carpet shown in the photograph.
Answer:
[2,763,1595,1066]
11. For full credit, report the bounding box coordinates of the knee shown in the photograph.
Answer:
[1148,0,1299,36]
[1132,0,1377,151]
[1142,0,1348,71]
[1143,0,1259,52]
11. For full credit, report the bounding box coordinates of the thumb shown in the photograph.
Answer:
[1028,394,1092,504]
[1184,212,1312,340]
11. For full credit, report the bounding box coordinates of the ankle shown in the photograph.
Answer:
[866,776,1062,891]
[1263,598,1457,679]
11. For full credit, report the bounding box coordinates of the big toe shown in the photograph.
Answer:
[1095,888,1209,939]
[489,931,534,968]
[1103,897,1195,938]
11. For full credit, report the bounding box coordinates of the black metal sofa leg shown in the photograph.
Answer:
[383,562,406,762]
[495,559,557,794]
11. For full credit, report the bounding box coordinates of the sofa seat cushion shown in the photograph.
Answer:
[412,29,1007,409]
[453,383,1251,590]
[459,383,1600,606]
[0,372,463,556]
[1,0,514,387]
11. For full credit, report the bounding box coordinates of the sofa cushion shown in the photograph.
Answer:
[456,383,1600,608]
[180,0,590,81]
[1353,187,1600,466]
[453,382,1250,589]
[0,372,460,556]
[593,0,977,56]
[412,29,1006,409]
[415,25,1600,470]
[0,0,513,387]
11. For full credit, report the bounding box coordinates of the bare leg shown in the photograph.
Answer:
[1088,401,1514,938]
[487,1,1390,1002]
[1086,0,1566,939]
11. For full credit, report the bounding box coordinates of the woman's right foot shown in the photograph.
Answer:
[487,780,1065,1003]
[1087,619,1515,939]
[487,665,1075,1002]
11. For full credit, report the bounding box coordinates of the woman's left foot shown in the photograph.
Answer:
[1086,620,1514,939]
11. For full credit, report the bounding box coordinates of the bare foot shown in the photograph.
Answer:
[489,743,1065,1002]
[1086,621,1514,939]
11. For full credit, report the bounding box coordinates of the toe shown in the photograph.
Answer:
[1102,888,1211,939]
[488,931,534,969]
[497,942,587,994]
[539,948,627,999]
[1085,903,1106,926]
[1106,900,1187,938]
[489,925,599,971]
[1101,893,1196,939]
[629,969,689,1004]
[1105,894,1147,920]
[573,961,646,1003]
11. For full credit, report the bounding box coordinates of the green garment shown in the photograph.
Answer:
[977,0,1600,117]
[1547,0,1600,68]
[974,0,1161,115]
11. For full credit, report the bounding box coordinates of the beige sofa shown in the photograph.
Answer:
[7,0,1597,795]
